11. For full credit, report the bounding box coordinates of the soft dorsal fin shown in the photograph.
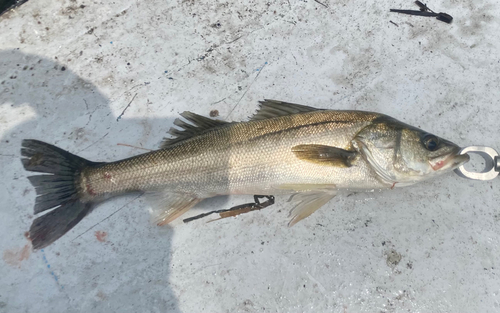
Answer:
[160,111,229,148]
[250,99,322,121]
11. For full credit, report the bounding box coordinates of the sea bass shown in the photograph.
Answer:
[21,100,469,249]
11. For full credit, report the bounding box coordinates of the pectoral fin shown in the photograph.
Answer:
[292,144,357,167]
[287,190,337,226]
[145,191,202,226]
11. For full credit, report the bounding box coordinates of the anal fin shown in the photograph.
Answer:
[146,191,202,226]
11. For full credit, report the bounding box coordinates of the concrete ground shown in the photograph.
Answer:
[1,0,499,312]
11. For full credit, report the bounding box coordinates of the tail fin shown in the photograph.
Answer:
[21,140,102,249]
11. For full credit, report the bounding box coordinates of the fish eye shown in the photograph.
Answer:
[422,135,439,151]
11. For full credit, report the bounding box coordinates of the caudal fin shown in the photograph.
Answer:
[21,139,101,249]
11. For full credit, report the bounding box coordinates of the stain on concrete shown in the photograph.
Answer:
[94,231,107,242]
[385,249,402,268]
[3,244,31,267]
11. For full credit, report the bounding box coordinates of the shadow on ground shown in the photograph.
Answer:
[0,49,194,313]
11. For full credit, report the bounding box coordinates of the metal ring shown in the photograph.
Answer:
[455,146,499,181]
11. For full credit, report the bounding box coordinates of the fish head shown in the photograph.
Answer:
[353,116,470,185]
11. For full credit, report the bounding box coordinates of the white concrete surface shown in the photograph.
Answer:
[1,0,499,312]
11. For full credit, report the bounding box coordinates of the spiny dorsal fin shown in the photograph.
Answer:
[292,144,357,168]
[250,99,322,121]
[160,111,229,148]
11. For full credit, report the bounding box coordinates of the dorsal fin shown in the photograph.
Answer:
[160,111,229,148]
[250,99,322,121]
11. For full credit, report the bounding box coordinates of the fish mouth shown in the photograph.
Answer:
[429,148,470,171]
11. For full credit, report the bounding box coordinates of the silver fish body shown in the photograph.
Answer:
[83,110,383,197]
[21,100,469,249]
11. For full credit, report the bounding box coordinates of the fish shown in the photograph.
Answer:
[21,100,470,249]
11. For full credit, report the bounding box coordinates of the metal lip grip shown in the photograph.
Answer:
[455,146,499,180]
